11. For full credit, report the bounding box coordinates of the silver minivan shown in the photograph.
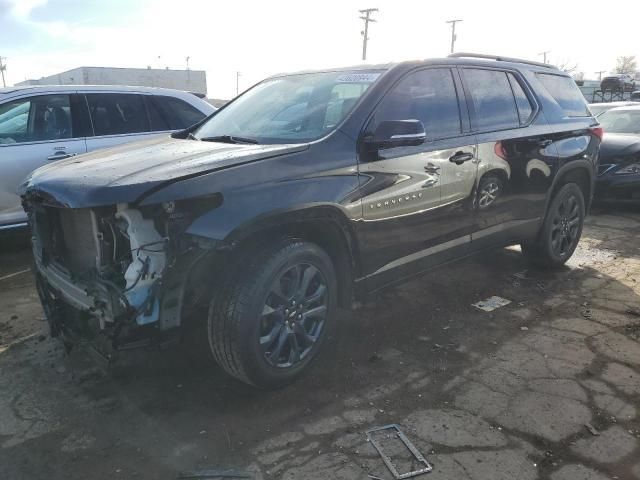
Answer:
[0,85,216,230]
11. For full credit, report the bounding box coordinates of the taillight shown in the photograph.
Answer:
[591,126,604,141]
[494,141,507,160]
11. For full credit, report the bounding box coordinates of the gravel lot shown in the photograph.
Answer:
[0,207,639,480]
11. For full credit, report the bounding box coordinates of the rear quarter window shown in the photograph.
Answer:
[536,73,590,117]
[152,96,206,130]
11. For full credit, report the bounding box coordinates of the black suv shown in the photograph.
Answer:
[21,53,601,388]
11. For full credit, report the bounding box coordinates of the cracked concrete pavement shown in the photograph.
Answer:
[0,207,639,480]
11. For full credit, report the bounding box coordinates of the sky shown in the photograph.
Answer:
[1,0,639,99]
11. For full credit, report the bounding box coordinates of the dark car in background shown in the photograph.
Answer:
[21,53,600,388]
[601,74,636,92]
[595,106,640,201]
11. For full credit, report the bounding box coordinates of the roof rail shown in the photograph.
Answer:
[448,52,557,70]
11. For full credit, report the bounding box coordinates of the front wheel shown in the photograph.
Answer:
[477,174,504,209]
[521,183,585,268]
[208,239,337,388]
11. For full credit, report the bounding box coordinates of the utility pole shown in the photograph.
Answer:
[595,70,606,80]
[236,71,241,96]
[359,8,378,61]
[186,56,190,70]
[0,57,6,88]
[446,19,462,54]
[538,51,550,64]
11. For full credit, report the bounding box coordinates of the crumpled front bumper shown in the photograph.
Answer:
[34,242,208,344]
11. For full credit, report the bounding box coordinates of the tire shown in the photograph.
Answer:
[521,183,585,268]
[477,174,504,209]
[208,239,337,388]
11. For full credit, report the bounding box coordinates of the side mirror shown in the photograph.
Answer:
[366,119,426,150]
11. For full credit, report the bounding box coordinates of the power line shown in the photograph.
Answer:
[359,8,378,61]
[445,19,463,54]
[538,51,551,64]
[0,57,6,88]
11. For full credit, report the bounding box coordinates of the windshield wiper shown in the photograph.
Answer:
[198,135,259,144]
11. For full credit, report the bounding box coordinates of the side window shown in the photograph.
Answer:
[0,94,72,145]
[374,68,462,140]
[86,93,150,136]
[152,96,206,130]
[507,73,534,124]
[462,69,520,130]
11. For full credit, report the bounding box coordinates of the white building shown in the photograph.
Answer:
[17,66,207,96]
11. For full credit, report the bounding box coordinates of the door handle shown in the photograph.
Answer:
[47,152,76,161]
[424,163,441,174]
[449,151,474,165]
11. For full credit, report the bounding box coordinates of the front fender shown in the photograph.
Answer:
[184,176,362,242]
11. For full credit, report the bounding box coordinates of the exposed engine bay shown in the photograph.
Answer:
[26,197,217,351]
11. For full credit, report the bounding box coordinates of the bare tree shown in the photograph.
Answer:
[556,58,578,73]
[614,56,637,74]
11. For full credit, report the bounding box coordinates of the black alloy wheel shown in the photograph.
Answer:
[260,263,328,368]
[549,192,581,258]
[521,182,585,268]
[208,239,337,388]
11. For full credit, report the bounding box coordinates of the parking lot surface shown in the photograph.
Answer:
[1,208,639,480]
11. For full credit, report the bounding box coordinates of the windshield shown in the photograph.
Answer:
[194,70,383,143]
[598,109,640,134]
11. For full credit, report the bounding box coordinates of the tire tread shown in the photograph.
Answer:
[208,238,319,387]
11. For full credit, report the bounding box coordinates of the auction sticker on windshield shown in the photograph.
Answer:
[336,72,381,83]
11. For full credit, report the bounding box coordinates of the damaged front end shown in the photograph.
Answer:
[26,194,221,354]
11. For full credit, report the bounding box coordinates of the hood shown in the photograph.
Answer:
[20,136,308,208]
[599,133,640,160]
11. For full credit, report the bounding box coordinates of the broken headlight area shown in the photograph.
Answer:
[28,197,220,350]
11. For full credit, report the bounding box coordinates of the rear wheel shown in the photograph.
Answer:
[521,183,585,268]
[208,239,337,388]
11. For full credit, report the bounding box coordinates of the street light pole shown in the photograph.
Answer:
[538,51,550,64]
[446,19,462,54]
[359,8,378,61]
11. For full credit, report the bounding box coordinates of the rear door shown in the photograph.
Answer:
[84,92,159,152]
[0,93,87,227]
[459,67,556,248]
[358,67,479,291]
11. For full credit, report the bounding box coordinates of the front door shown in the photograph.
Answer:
[0,94,87,228]
[357,67,479,291]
